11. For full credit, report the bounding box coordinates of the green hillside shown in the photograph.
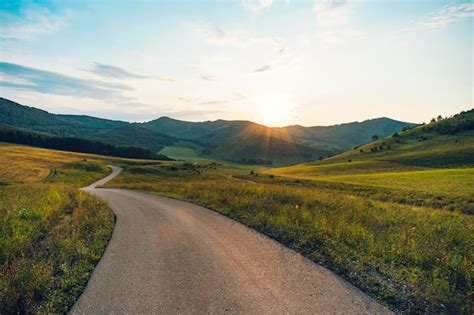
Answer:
[1,97,415,166]
[0,124,171,160]
[285,117,417,152]
[269,109,474,213]
[58,114,128,130]
[90,125,177,153]
[210,133,332,165]
[0,97,85,136]
[144,116,414,165]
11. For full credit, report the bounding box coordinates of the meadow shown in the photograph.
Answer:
[1,112,472,313]
[105,161,473,314]
[0,143,117,314]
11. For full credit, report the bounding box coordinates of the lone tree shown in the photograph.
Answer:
[437,115,443,121]
[431,118,436,123]
[372,135,379,141]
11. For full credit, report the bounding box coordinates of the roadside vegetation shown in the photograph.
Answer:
[0,143,117,314]
[105,111,474,313]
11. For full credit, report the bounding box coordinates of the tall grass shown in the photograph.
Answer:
[0,143,114,314]
[107,168,474,314]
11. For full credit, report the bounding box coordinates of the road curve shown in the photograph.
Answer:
[72,165,391,314]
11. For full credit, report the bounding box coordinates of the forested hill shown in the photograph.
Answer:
[0,124,172,160]
[0,97,417,165]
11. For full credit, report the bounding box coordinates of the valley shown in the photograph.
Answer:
[0,105,472,314]
[0,97,415,166]
[101,110,473,313]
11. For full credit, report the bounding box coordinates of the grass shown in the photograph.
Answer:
[107,114,474,313]
[318,168,474,198]
[160,143,270,170]
[105,161,474,314]
[266,125,474,215]
[0,143,117,314]
[2,111,472,313]
[160,143,207,162]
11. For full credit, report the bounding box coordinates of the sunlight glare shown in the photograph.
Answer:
[255,93,295,127]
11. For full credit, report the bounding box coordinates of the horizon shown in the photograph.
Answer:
[0,1,473,127]
[3,95,429,129]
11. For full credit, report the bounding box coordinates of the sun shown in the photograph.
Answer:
[255,93,295,127]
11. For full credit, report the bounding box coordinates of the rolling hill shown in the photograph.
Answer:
[0,97,86,136]
[143,116,415,165]
[0,97,415,165]
[58,114,128,130]
[91,125,177,153]
[269,109,474,209]
[0,124,171,160]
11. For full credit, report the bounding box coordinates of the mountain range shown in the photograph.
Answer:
[0,97,416,165]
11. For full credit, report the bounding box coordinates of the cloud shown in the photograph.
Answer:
[0,62,133,102]
[200,75,215,81]
[199,100,228,105]
[192,22,283,49]
[84,62,176,82]
[253,64,271,72]
[313,0,365,43]
[0,6,67,40]
[241,0,273,12]
[85,62,148,79]
[314,0,353,27]
[403,3,474,32]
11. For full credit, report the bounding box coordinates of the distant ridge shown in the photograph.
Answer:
[0,97,416,165]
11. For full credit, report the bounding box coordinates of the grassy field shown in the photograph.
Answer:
[104,161,473,314]
[1,111,472,313]
[0,143,120,314]
[267,117,474,214]
[160,143,270,170]
[104,114,474,313]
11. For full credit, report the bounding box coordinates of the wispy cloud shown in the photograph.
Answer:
[199,100,228,105]
[200,75,215,81]
[313,0,365,43]
[253,64,271,72]
[84,62,176,82]
[192,22,283,49]
[85,62,148,79]
[0,7,67,40]
[402,2,474,32]
[0,62,133,102]
[241,0,273,12]
[314,0,353,27]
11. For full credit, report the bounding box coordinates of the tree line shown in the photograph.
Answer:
[0,124,172,160]
[425,109,474,135]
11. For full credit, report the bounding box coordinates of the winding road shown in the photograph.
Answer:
[71,166,390,314]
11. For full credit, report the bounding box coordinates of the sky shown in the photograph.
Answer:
[0,0,472,127]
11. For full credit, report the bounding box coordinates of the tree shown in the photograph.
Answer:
[431,118,436,123]
[372,135,379,141]
[437,115,443,121]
